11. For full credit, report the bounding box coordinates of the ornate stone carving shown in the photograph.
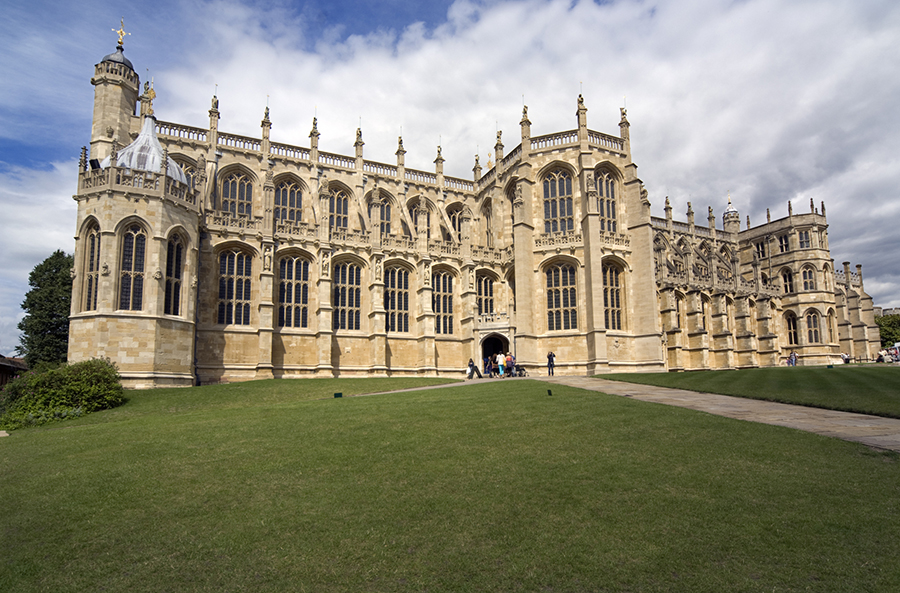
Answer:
[321,251,331,278]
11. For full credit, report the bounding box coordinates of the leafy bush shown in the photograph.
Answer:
[0,358,125,429]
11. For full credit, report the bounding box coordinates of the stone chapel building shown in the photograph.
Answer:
[67,41,881,387]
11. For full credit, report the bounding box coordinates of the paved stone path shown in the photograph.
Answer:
[537,375,900,453]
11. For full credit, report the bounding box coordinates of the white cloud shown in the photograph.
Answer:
[0,161,78,356]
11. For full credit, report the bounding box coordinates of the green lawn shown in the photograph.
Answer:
[2,377,899,592]
[601,365,900,419]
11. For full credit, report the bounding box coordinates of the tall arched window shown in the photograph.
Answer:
[603,263,623,330]
[543,169,573,234]
[482,200,493,248]
[218,250,252,325]
[333,262,361,330]
[369,200,391,235]
[806,312,820,343]
[221,172,252,217]
[434,271,453,335]
[83,222,101,312]
[547,263,577,331]
[477,275,494,315]
[595,170,617,232]
[164,235,184,316]
[385,266,409,333]
[782,270,794,294]
[274,181,302,225]
[119,224,146,311]
[786,313,798,345]
[802,267,816,291]
[278,257,310,328]
[329,188,349,229]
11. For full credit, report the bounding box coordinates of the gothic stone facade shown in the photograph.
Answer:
[68,45,881,387]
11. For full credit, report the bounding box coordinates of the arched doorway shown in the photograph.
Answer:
[481,334,509,363]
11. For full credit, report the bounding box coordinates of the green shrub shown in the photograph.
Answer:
[0,358,125,429]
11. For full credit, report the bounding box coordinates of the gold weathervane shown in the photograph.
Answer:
[112,18,130,46]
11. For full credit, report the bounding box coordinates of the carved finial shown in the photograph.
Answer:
[520,105,531,126]
[767,208,771,222]
[112,17,130,47]
[665,196,670,208]
[79,146,87,171]
[396,136,405,154]
[355,127,363,145]
[810,197,815,213]
[310,117,319,138]
[620,106,628,123]
[495,130,502,144]
[788,200,793,216]
[264,106,270,120]
[821,201,826,217]
[747,215,751,229]
[474,154,480,166]
[578,94,585,108]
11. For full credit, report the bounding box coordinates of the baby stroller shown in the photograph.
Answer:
[514,364,528,377]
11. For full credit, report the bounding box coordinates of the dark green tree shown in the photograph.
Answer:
[16,250,74,367]
[876,314,900,347]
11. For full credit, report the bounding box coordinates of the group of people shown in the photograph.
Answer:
[786,351,798,366]
[466,352,521,379]
[485,352,518,378]
[465,350,559,379]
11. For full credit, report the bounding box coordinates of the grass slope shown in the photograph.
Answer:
[603,365,900,419]
[2,378,899,592]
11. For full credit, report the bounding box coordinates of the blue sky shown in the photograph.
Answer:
[2,0,899,356]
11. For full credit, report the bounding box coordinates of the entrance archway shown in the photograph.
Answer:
[481,334,509,363]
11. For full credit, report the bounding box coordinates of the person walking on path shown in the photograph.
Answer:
[547,351,556,376]
[497,352,506,377]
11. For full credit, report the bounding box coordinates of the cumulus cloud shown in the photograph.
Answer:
[0,161,78,356]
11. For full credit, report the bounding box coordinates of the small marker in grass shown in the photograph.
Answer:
[548,389,552,396]
[334,392,342,398]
